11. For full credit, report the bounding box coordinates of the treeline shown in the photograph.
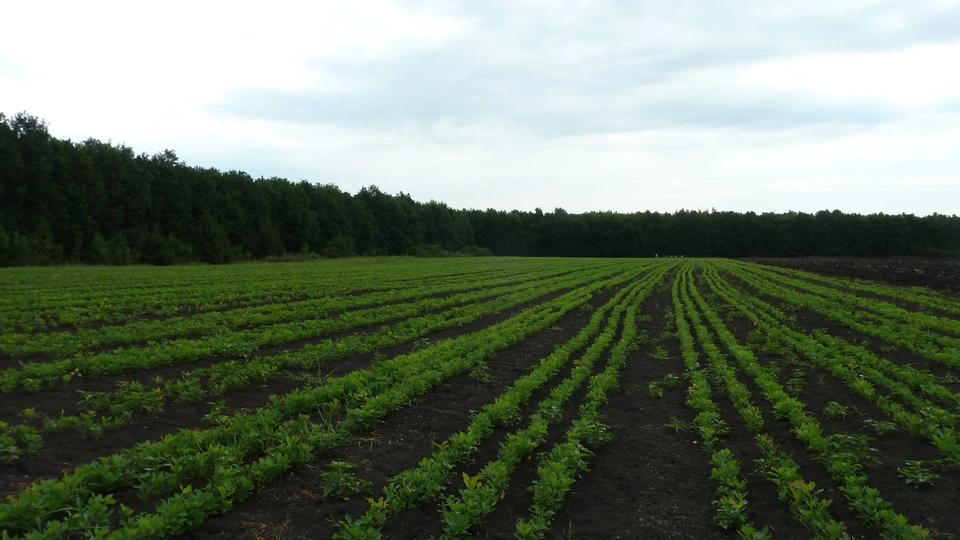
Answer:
[1,112,958,266]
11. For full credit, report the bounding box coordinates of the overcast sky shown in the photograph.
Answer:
[2,1,959,215]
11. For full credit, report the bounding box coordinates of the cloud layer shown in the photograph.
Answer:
[2,0,958,214]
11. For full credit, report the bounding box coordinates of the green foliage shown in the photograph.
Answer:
[406,244,446,257]
[862,419,897,436]
[2,256,953,540]
[322,461,372,500]
[139,230,195,266]
[898,460,938,488]
[196,213,233,264]
[822,401,850,420]
[3,112,960,267]
[664,416,692,434]
[321,233,354,258]
[709,449,750,530]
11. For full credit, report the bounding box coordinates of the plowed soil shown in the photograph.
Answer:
[745,257,960,293]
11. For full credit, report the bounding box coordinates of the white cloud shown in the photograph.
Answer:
[0,0,464,143]
[742,43,960,109]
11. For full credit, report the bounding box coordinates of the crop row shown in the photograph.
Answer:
[1,261,590,333]
[751,263,960,317]
[2,262,635,393]
[721,264,960,375]
[729,262,960,339]
[0,257,557,305]
[0,262,591,358]
[674,265,855,538]
[335,265,670,538]
[705,268,960,478]
[687,264,928,538]
[713,264,960,419]
[511,273,648,538]
[2,259,599,331]
[0,267,646,538]
[0,264,646,462]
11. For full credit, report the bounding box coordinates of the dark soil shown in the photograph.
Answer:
[185,282,624,539]
[541,284,740,539]
[746,257,960,293]
[6,265,959,540]
[0,288,579,495]
[0,287,574,424]
[0,270,561,365]
[711,276,960,538]
[723,270,960,395]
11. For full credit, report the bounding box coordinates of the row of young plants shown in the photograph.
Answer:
[671,266,730,449]
[13,264,637,448]
[676,265,846,538]
[3,259,589,332]
[1,263,633,393]
[751,263,960,317]
[334,267,670,539]
[0,268,645,538]
[704,267,960,468]
[0,262,584,358]
[708,449,755,534]
[715,265,960,419]
[0,257,528,307]
[709,265,960,414]
[688,265,929,539]
[730,263,960,339]
[724,264,960,372]
[442,270,670,539]
[0,263,416,331]
[753,435,849,539]
[0,266,646,460]
[509,279,647,539]
[677,268,772,537]
[6,259,582,333]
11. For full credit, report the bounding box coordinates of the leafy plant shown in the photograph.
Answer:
[785,369,806,397]
[820,434,879,465]
[203,401,231,425]
[709,449,749,530]
[322,461,372,500]
[664,417,691,434]
[822,401,850,420]
[898,460,938,488]
[738,525,773,539]
[862,419,897,436]
[468,363,491,383]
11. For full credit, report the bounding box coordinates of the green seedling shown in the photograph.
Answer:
[822,401,849,420]
[468,363,492,383]
[862,419,897,436]
[898,460,938,488]
[322,461,372,500]
[203,400,231,425]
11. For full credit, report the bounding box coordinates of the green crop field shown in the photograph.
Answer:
[1,258,958,539]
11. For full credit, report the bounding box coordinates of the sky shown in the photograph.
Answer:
[2,0,959,215]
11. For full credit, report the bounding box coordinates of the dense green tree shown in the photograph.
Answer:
[1,112,958,266]
[196,213,233,264]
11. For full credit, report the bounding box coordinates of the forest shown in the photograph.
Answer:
[2,111,958,266]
